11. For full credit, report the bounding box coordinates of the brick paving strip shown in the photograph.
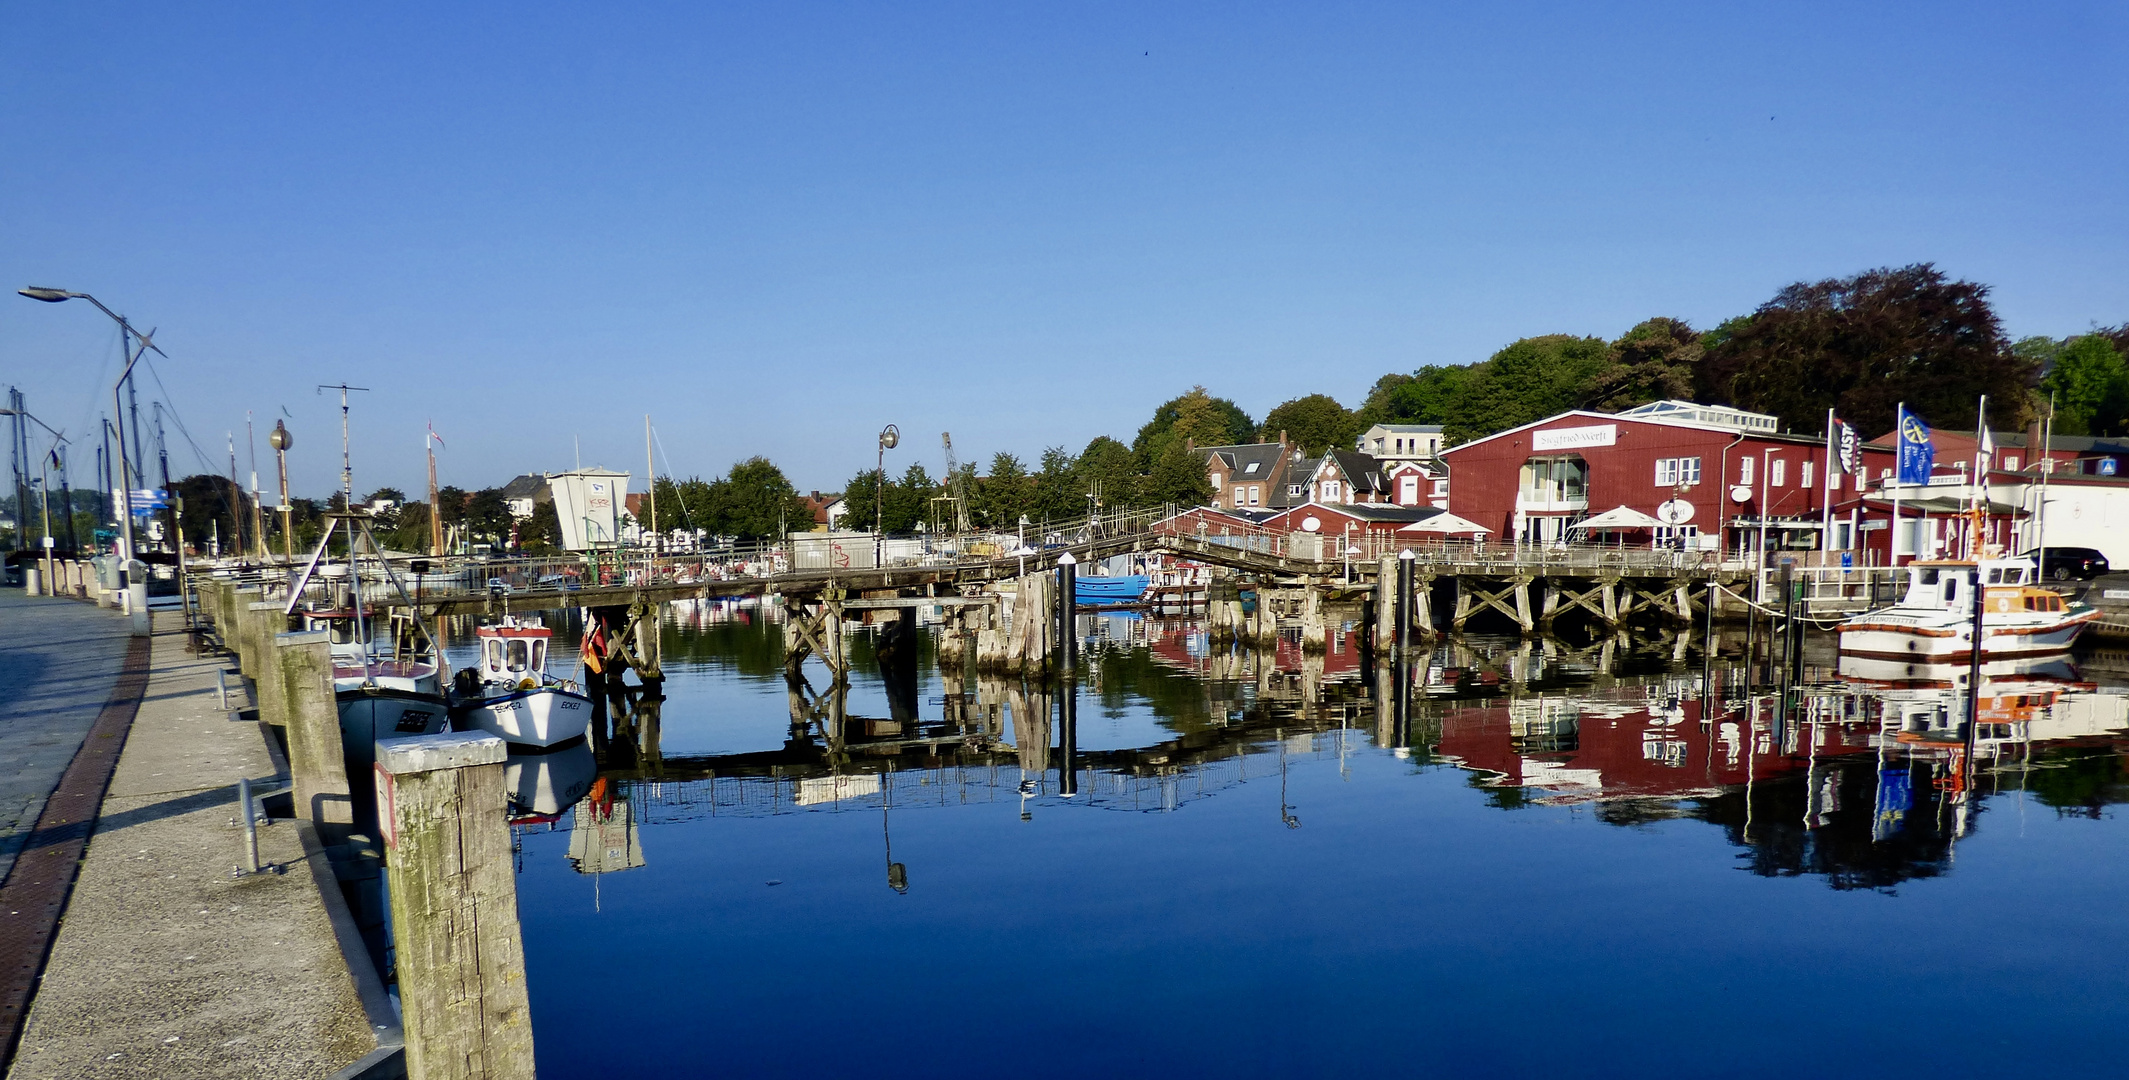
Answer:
[0,634,150,1064]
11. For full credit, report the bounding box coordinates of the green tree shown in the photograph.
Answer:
[384,501,432,553]
[974,452,1030,529]
[1356,366,1475,428]
[1583,317,1703,412]
[1445,334,1612,442]
[520,499,563,553]
[1030,446,1083,524]
[1076,436,1139,510]
[1143,443,1214,507]
[2040,334,2129,437]
[715,456,810,540]
[463,488,512,545]
[1700,263,2037,437]
[840,468,884,532]
[881,463,933,534]
[1260,393,1362,455]
[1132,387,1254,465]
[172,474,251,555]
[434,486,469,529]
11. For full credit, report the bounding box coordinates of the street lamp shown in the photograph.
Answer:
[269,420,295,565]
[19,286,164,634]
[0,406,69,565]
[874,424,899,569]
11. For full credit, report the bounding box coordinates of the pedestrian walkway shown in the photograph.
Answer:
[0,591,129,885]
[6,610,386,1078]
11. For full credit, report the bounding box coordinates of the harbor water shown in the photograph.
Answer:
[483,604,2129,1078]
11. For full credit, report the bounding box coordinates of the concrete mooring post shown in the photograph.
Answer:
[276,629,354,843]
[374,732,535,1080]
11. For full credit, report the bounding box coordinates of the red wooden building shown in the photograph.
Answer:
[1441,400,1839,555]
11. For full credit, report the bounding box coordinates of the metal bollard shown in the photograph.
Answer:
[217,669,228,710]
[235,776,260,875]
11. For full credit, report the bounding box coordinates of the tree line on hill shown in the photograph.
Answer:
[138,261,2119,552]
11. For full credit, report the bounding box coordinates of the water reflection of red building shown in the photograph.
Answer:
[1433,689,1880,804]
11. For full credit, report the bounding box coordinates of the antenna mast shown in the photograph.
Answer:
[318,384,371,508]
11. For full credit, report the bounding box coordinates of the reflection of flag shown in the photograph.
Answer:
[1873,767,1911,841]
[1836,419,1861,474]
[1896,408,1935,485]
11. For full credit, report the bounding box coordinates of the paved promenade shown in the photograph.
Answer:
[0,591,130,885]
[3,602,384,1078]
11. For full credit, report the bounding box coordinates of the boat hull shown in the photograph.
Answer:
[1837,610,2097,663]
[454,686,594,747]
[337,686,452,772]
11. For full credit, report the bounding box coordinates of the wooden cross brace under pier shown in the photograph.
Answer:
[1451,575,1536,634]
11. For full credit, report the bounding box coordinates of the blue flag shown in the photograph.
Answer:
[1873,768,1911,841]
[1896,407,1934,485]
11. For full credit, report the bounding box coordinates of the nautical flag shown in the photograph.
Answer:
[1896,407,1935,485]
[1836,417,1861,474]
[1873,768,1912,841]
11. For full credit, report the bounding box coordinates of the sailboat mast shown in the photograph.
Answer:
[645,414,657,554]
[427,425,445,557]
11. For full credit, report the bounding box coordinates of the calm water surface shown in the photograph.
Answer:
[486,604,2129,1079]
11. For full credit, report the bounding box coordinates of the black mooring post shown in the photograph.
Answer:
[1965,567,1986,747]
[1059,677,1078,797]
[1056,553,1077,672]
[1776,558,1796,697]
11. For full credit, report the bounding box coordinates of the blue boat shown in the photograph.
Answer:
[1075,574,1150,605]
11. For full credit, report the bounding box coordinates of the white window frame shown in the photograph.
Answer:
[1321,480,1341,502]
[1655,459,1678,486]
[1802,461,1814,488]
[1233,485,1246,505]
[1772,459,1786,487]
[1247,485,1261,507]
[1739,457,1754,486]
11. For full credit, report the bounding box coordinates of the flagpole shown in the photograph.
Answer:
[1892,403,1904,566]
[1821,406,1835,554]
[1971,395,1988,559]
[2036,393,2053,563]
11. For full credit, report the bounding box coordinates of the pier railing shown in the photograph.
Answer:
[195,504,1852,610]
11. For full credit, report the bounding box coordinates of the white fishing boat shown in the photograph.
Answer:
[296,565,450,774]
[451,619,593,747]
[1835,556,2097,663]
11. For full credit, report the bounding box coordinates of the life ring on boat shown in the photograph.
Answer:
[518,677,538,690]
[1996,596,2013,613]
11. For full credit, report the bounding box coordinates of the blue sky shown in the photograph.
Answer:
[3,2,2124,498]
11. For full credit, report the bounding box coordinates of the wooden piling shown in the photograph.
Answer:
[1373,557,1397,653]
[277,629,354,843]
[374,733,535,1080]
[1300,584,1327,654]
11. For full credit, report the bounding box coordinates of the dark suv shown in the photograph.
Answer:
[2025,546,2111,581]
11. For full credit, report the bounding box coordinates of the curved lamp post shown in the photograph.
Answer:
[18,287,164,634]
[874,424,899,569]
[269,420,295,565]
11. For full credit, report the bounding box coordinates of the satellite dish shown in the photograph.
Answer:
[1729,485,1752,504]
[1301,516,1321,532]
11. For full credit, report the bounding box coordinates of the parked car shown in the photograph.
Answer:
[2023,546,2111,581]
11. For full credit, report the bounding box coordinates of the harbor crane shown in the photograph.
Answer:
[938,432,973,535]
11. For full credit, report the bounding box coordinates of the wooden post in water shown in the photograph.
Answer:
[374,733,535,1080]
[1374,556,1397,653]
[1300,583,1327,654]
[277,629,354,843]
